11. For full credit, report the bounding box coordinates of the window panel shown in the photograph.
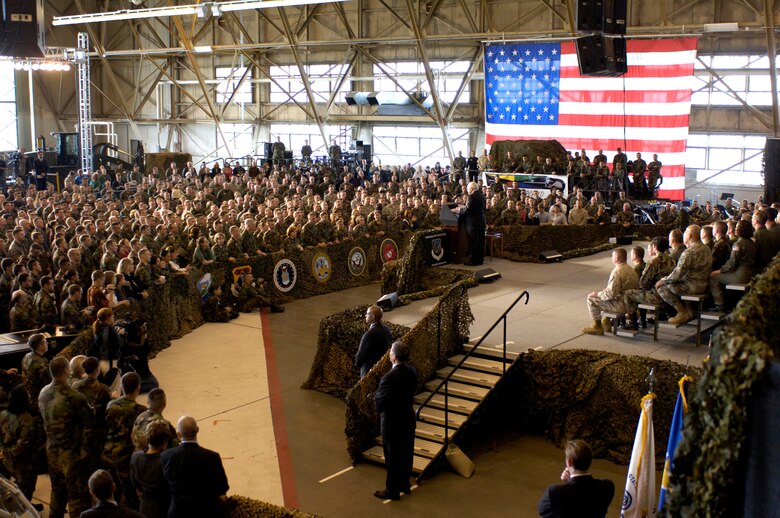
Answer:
[746,92,773,106]
[743,152,764,172]
[216,67,252,105]
[749,75,772,91]
[0,62,16,150]
[685,147,707,169]
[708,147,742,167]
[745,136,767,149]
[711,55,748,68]
[709,134,743,148]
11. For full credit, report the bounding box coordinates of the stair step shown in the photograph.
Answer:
[437,367,500,388]
[362,445,430,473]
[416,405,468,428]
[658,320,688,329]
[376,436,443,458]
[415,421,453,443]
[637,303,659,311]
[700,311,724,321]
[447,355,507,375]
[414,392,478,415]
[616,329,640,338]
[425,380,489,401]
[462,343,520,362]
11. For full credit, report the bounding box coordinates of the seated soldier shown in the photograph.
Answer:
[708,219,757,312]
[622,237,675,330]
[669,229,685,264]
[630,246,646,278]
[202,285,239,322]
[710,220,732,271]
[615,203,635,233]
[655,224,713,324]
[567,200,589,226]
[236,272,284,313]
[583,248,639,335]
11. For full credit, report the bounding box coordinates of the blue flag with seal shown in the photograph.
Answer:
[658,375,691,512]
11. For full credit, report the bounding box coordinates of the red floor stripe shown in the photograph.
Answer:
[261,310,299,509]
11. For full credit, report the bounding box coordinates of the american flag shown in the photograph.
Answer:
[484,38,698,201]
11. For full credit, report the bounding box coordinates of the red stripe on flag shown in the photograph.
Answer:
[560,90,693,103]
[560,64,694,79]
[486,135,689,155]
[557,113,691,128]
[659,188,685,200]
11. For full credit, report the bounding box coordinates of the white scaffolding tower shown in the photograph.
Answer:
[76,32,92,173]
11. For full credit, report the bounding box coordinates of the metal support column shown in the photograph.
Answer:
[76,32,93,173]
[764,0,780,136]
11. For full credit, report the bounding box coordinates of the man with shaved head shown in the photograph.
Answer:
[656,224,713,324]
[161,416,229,518]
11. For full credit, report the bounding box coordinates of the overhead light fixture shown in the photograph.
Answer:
[703,22,739,33]
[193,45,213,53]
[52,0,349,26]
[9,58,73,72]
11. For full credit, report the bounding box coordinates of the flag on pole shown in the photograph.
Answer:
[484,38,698,200]
[621,392,656,518]
[658,375,692,512]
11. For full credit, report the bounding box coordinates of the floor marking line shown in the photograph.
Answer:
[318,466,354,483]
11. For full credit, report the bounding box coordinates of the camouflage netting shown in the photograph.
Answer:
[381,229,477,301]
[302,306,411,399]
[497,223,673,263]
[664,255,780,517]
[514,349,699,466]
[220,495,318,518]
[344,280,474,462]
[488,139,568,170]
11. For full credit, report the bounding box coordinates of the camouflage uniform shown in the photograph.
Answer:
[226,236,244,260]
[623,252,676,315]
[34,290,58,327]
[329,144,342,166]
[211,242,230,263]
[587,263,639,319]
[241,232,261,256]
[272,141,286,165]
[10,298,37,332]
[38,380,95,518]
[711,237,732,271]
[131,409,178,452]
[670,244,685,265]
[202,294,238,322]
[237,281,272,313]
[61,298,87,327]
[103,396,147,509]
[316,220,334,243]
[301,222,320,247]
[101,252,119,273]
[72,377,112,460]
[0,408,43,499]
[21,352,50,403]
[134,263,154,292]
[657,241,713,307]
[263,229,283,252]
[647,160,662,191]
[614,210,635,232]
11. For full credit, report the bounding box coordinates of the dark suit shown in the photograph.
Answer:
[160,442,229,518]
[34,156,49,191]
[375,362,418,498]
[460,190,486,265]
[537,474,615,518]
[355,322,393,377]
[80,501,145,518]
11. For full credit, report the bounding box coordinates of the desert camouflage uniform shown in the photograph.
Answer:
[587,263,639,319]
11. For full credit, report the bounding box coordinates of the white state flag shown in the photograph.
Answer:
[621,393,656,518]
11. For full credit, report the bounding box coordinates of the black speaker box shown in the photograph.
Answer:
[603,0,627,35]
[575,35,607,76]
[609,236,633,245]
[263,142,273,161]
[377,292,399,311]
[539,250,563,263]
[764,138,780,203]
[604,36,628,75]
[362,144,372,163]
[1,0,45,58]
[576,0,604,32]
[475,268,502,283]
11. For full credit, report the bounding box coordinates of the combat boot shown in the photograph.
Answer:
[601,316,612,333]
[668,303,693,325]
[582,319,604,335]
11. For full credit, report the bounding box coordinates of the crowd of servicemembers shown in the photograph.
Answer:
[0,337,228,517]
[582,201,779,334]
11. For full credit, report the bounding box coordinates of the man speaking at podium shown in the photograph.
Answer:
[459,182,486,266]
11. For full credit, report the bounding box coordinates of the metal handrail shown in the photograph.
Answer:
[415,290,530,443]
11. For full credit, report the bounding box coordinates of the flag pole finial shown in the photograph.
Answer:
[645,368,656,394]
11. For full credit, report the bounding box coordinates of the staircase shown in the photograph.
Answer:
[361,291,529,479]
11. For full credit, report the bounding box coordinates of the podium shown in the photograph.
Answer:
[440,203,469,264]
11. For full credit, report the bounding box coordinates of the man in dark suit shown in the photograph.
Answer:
[374,341,418,501]
[538,439,615,518]
[161,416,229,518]
[355,305,393,378]
[80,469,145,518]
[33,150,49,191]
[459,181,487,265]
